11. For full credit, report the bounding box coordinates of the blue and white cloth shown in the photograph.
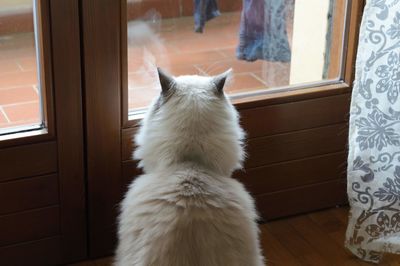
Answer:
[194,0,220,33]
[236,0,292,62]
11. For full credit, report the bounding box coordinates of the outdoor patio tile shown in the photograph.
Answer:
[0,59,21,73]
[0,110,8,124]
[3,101,40,123]
[0,86,38,105]
[196,59,265,76]
[226,73,267,93]
[0,70,37,89]
[17,57,37,71]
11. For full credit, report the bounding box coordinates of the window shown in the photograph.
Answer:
[0,0,44,135]
[126,0,348,115]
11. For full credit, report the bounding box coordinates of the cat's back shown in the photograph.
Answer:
[117,166,263,266]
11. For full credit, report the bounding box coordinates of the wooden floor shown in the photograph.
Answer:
[71,207,399,266]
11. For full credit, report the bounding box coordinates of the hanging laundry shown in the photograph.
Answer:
[193,0,220,33]
[237,0,292,62]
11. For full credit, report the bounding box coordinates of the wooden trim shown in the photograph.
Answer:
[122,93,350,160]
[256,179,347,221]
[0,128,52,148]
[343,0,365,85]
[0,206,59,247]
[123,83,351,129]
[121,127,137,161]
[0,174,58,216]
[121,0,129,128]
[82,0,123,257]
[245,123,348,168]
[0,236,61,266]
[234,152,347,195]
[36,0,55,138]
[122,160,142,192]
[326,0,347,79]
[233,82,351,111]
[122,123,348,171]
[0,141,57,183]
[240,93,350,138]
[49,0,87,262]
[0,0,56,147]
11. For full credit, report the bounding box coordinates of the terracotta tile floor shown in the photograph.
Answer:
[0,12,293,130]
[127,12,293,111]
[0,33,39,130]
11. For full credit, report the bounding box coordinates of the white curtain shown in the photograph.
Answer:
[346,0,400,263]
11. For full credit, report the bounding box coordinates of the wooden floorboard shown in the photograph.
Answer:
[70,207,399,266]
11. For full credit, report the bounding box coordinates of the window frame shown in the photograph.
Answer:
[0,0,55,148]
[121,0,364,128]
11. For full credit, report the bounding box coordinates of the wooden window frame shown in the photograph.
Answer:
[81,0,365,257]
[0,0,55,148]
[0,0,86,264]
[120,0,365,128]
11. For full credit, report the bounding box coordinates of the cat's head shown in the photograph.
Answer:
[134,68,245,176]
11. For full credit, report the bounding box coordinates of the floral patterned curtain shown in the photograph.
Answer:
[346,0,400,263]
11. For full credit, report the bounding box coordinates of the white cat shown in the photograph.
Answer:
[116,68,265,266]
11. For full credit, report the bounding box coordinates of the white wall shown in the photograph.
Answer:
[290,0,330,84]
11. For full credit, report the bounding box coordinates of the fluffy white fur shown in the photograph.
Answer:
[116,69,264,266]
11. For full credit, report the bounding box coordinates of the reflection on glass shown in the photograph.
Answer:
[127,0,347,113]
[0,0,42,134]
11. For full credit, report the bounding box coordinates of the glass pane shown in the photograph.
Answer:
[127,0,347,114]
[0,0,42,134]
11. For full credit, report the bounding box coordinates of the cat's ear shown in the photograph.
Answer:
[157,67,175,95]
[213,68,232,95]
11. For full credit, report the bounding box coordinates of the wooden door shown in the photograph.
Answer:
[0,1,86,265]
[81,0,365,259]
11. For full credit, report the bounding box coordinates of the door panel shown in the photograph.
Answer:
[81,0,123,258]
[245,123,348,168]
[0,237,62,266]
[255,179,347,219]
[234,152,347,195]
[83,0,364,258]
[0,206,59,247]
[0,0,86,264]
[0,141,57,182]
[240,93,351,138]
[0,174,58,215]
[50,0,86,261]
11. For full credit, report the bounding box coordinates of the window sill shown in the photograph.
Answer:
[124,80,351,128]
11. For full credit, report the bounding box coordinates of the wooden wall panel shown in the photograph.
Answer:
[82,0,123,257]
[0,206,59,247]
[121,95,350,162]
[122,127,137,161]
[0,0,86,264]
[327,0,347,79]
[122,160,142,193]
[234,152,346,195]
[0,141,57,182]
[0,237,61,266]
[256,179,347,221]
[120,97,350,225]
[245,123,348,168]
[240,93,350,138]
[0,174,58,215]
[50,0,87,261]
[97,1,363,259]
